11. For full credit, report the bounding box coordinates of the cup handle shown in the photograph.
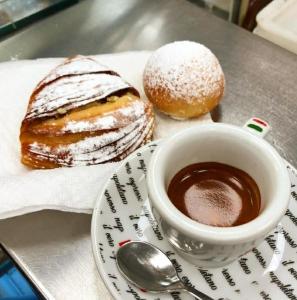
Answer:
[243,117,270,139]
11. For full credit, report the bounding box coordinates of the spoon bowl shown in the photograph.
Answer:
[116,241,214,300]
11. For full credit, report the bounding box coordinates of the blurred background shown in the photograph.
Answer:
[0,0,78,37]
[0,0,296,55]
[0,0,272,34]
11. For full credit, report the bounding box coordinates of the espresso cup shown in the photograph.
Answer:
[147,121,290,268]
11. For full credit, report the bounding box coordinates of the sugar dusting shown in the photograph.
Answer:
[64,116,116,133]
[27,73,131,119]
[23,55,154,167]
[62,99,145,133]
[28,114,153,166]
[143,41,224,102]
[36,56,111,90]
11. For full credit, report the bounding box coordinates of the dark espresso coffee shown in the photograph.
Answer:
[167,162,261,227]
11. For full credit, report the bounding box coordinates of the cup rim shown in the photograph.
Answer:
[147,123,291,244]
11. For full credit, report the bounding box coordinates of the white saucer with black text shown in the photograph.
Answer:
[91,141,297,300]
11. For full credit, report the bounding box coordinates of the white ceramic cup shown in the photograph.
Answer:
[147,122,290,268]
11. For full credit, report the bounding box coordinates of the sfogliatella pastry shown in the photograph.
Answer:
[20,55,154,169]
[143,41,225,119]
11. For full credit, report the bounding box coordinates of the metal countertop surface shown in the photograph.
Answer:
[0,0,296,299]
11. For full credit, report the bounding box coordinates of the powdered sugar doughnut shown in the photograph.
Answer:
[143,41,225,119]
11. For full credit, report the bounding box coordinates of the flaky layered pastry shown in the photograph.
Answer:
[20,55,154,169]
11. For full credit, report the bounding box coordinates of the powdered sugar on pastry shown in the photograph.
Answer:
[62,99,146,133]
[28,114,152,166]
[26,74,132,120]
[29,118,143,156]
[63,116,116,133]
[144,41,224,102]
[20,55,154,168]
[36,56,112,90]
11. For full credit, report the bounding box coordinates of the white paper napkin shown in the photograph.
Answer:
[0,51,211,219]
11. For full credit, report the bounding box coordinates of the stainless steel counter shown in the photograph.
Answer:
[0,0,296,299]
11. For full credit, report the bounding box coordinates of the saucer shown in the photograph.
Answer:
[91,141,297,300]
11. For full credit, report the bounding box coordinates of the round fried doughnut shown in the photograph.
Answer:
[143,41,225,119]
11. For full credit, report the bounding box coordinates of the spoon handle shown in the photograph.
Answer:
[183,285,214,300]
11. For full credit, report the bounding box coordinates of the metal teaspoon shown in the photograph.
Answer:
[116,241,214,300]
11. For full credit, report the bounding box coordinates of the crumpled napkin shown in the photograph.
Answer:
[0,51,211,219]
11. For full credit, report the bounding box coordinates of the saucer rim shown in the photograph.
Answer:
[91,141,158,300]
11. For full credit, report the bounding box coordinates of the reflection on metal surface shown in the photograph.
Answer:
[0,211,112,300]
[0,243,48,299]
[0,0,78,37]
